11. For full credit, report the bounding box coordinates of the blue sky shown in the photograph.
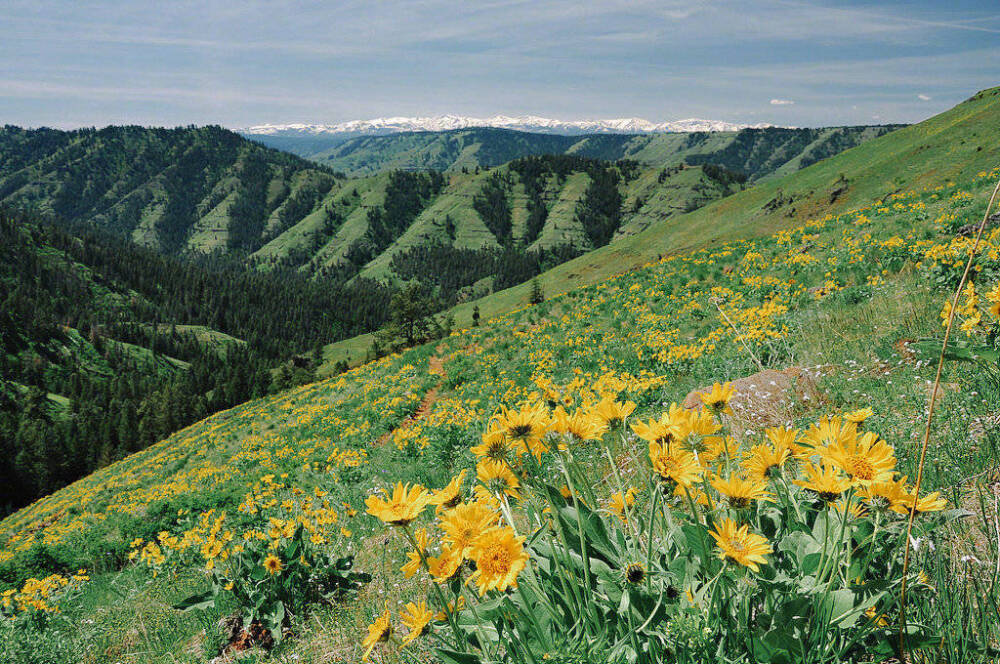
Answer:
[2,0,998,129]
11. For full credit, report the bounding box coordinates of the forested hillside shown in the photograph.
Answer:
[1,124,900,314]
[0,125,340,254]
[0,209,395,514]
[293,125,902,177]
[250,156,745,297]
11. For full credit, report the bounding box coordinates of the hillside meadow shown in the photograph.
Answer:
[320,87,1000,372]
[1,144,999,661]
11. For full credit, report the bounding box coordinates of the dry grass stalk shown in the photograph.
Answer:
[898,173,1000,654]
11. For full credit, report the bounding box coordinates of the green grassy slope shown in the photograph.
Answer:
[311,125,902,177]
[310,128,579,175]
[2,88,998,658]
[0,123,899,299]
[257,161,743,285]
[321,86,997,369]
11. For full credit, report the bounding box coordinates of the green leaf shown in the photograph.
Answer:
[436,648,481,664]
[682,523,709,562]
[618,587,631,614]
[269,601,286,642]
[172,590,215,612]
[778,531,822,574]
[828,588,886,628]
[869,624,941,659]
[912,338,999,364]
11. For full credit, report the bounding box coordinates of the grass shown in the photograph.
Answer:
[151,324,247,353]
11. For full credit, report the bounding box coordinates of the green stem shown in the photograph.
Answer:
[645,481,662,588]
[400,525,465,651]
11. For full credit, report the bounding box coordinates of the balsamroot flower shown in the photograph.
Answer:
[794,463,851,502]
[765,426,804,457]
[802,416,857,450]
[365,482,433,526]
[468,526,529,595]
[263,554,283,575]
[362,609,392,661]
[490,402,550,459]
[709,518,772,572]
[843,407,874,424]
[649,441,702,488]
[439,500,501,556]
[821,431,897,486]
[900,488,948,513]
[710,473,774,508]
[858,475,910,512]
[608,487,638,522]
[699,382,735,415]
[400,601,434,646]
[632,416,680,446]
[742,442,790,480]
[624,562,646,584]
[430,470,466,510]
[474,459,521,502]
[550,406,607,443]
[428,544,464,583]
[590,398,637,428]
[400,528,427,578]
[987,283,1000,318]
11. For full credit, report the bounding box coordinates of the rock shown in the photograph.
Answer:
[957,212,1000,237]
[683,366,823,428]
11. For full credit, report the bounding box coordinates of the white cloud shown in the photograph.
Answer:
[770,99,795,105]
[917,93,932,101]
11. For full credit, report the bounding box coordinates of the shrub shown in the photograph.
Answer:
[131,475,370,644]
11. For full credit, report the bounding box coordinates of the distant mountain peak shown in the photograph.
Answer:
[240,114,781,137]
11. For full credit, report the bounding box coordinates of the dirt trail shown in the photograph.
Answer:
[375,354,445,447]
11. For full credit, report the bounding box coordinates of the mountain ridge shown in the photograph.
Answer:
[241,114,782,137]
[0,124,896,295]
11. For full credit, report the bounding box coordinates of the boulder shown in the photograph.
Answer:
[683,366,822,429]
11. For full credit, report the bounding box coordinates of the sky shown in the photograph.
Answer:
[1,0,999,129]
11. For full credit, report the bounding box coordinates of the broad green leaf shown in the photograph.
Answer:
[172,590,215,612]
[436,649,481,664]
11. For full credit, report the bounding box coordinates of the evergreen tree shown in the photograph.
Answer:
[530,278,544,305]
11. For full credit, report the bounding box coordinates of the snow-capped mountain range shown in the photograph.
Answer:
[240,114,778,137]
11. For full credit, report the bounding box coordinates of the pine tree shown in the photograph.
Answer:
[530,278,544,305]
[472,305,481,327]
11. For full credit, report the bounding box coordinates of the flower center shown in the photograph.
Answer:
[480,545,512,575]
[509,424,533,439]
[849,456,874,480]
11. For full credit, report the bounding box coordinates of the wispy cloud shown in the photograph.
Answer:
[0,0,997,127]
